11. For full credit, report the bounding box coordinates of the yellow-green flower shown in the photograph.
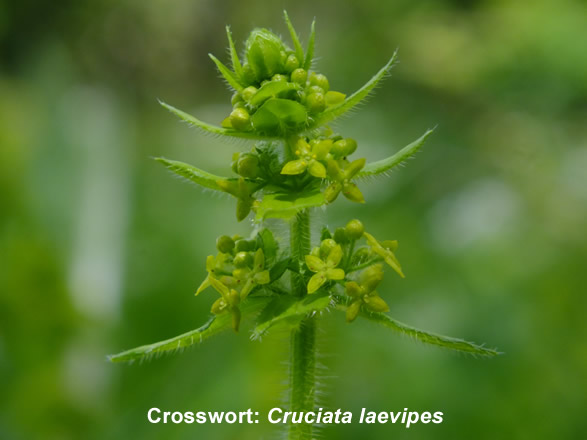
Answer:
[324,158,366,203]
[195,254,229,295]
[209,276,241,332]
[304,244,345,293]
[345,264,389,322]
[364,232,404,278]
[240,248,271,299]
[281,138,332,178]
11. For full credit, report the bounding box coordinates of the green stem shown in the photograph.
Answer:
[288,209,316,440]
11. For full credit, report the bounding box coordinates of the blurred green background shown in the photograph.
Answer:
[1,0,586,439]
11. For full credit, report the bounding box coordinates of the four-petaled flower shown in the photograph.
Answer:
[304,244,345,293]
[240,248,271,299]
[345,264,389,322]
[208,276,242,332]
[281,137,332,178]
[364,232,404,278]
[324,158,366,203]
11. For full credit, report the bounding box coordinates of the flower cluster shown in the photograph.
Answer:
[213,15,346,136]
[197,233,273,331]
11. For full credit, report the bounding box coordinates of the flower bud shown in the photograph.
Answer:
[307,85,324,95]
[333,227,348,244]
[284,54,299,73]
[319,238,337,258]
[237,154,259,178]
[272,74,288,82]
[245,29,286,82]
[331,138,358,157]
[231,92,243,106]
[291,68,308,85]
[211,297,228,315]
[361,264,384,292]
[235,239,256,252]
[216,235,235,253]
[306,92,326,113]
[364,294,389,313]
[345,219,364,240]
[229,108,251,131]
[346,300,362,323]
[233,251,253,268]
[242,86,258,102]
[325,91,346,106]
[309,73,330,92]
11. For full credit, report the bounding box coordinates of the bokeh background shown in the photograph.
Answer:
[1,0,586,439]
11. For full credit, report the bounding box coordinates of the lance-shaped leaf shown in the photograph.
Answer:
[334,295,500,357]
[155,157,225,192]
[159,101,277,141]
[225,26,243,81]
[209,54,244,92]
[309,50,398,128]
[304,18,316,70]
[255,189,326,220]
[358,128,435,178]
[108,297,271,363]
[252,292,331,339]
[283,10,304,65]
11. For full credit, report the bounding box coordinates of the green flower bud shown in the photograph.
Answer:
[320,238,338,258]
[310,246,320,257]
[231,92,243,106]
[333,227,348,244]
[345,219,364,240]
[245,29,286,82]
[235,239,256,252]
[346,300,362,323]
[325,90,346,106]
[351,247,371,265]
[237,154,259,178]
[309,73,329,92]
[331,138,358,157]
[211,297,228,315]
[284,54,300,73]
[306,92,326,113]
[216,235,235,253]
[364,294,389,313]
[242,86,258,102]
[232,267,250,282]
[291,68,308,85]
[361,264,384,292]
[307,85,324,95]
[272,74,288,82]
[324,182,342,203]
[229,108,251,131]
[233,251,253,268]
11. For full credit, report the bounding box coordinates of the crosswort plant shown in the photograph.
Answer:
[109,12,499,439]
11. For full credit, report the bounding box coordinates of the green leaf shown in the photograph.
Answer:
[309,51,398,128]
[358,128,435,178]
[303,18,316,70]
[251,98,308,135]
[249,81,299,107]
[155,157,225,192]
[257,228,278,264]
[108,297,271,363]
[269,258,290,282]
[208,54,244,92]
[334,296,500,357]
[283,11,304,65]
[255,190,326,220]
[159,101,277,141]
[225,26,243,81]
[252,292,331,339]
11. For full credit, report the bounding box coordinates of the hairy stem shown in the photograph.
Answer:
[288,209,317,440]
